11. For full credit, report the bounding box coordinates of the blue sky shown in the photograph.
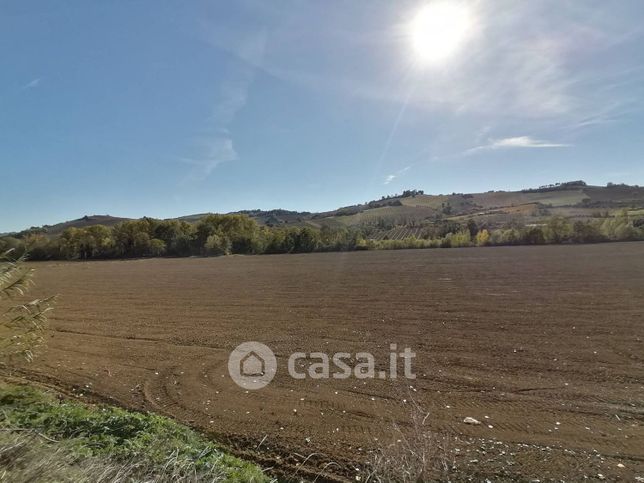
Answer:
[2,1,644,232]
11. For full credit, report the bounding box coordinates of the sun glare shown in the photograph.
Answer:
[410,2,473,64]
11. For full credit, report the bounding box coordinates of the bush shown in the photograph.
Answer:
[367,399,452,482]
[445,230,471,248]
[204,234,231,256]
[521,226,546,245]
[544,216,572,244]
[572,221,605,243]
[475,229,490,246]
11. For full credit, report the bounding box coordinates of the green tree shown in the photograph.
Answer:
[204,234,231,256]
[572,221,605,243]
[521,226,546,245]
[132,231,151,256]
[544,216,573,244]
[112,220,154,257]
[149,238,167,257]
[293,227,321,252]
[85,225,115,258]
[196,214,260,255]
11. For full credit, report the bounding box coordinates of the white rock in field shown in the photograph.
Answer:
[463,417,481,425]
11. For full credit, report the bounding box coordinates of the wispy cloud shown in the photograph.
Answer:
[383,166,411,185]
[237,1,643,133]
[179,137,238,179]
[22,78,41,90]
[181,32,266,182]
[466,136,571,154]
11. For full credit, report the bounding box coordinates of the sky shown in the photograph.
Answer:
[2,0,644,232]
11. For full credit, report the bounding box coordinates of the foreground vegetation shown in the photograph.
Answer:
[2,208,643,261]
[0,383,269,482]
[1,250,55,361]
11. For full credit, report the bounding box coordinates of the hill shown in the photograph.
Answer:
[306,181,644,234]
[8,181,644,238]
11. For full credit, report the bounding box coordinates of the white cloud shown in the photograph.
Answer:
[466,136,571,154]
[489,136,571,149]
[383,166,411,185]
[181,32,266,182]
[22,78,41,89]
[180,138,238,180]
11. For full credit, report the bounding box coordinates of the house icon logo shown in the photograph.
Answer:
[228,341,277,390]
[240,351,265,377]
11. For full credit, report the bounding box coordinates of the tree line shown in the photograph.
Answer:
[365,212,644,250]
[1,211,643,261]
[1,215,366,260]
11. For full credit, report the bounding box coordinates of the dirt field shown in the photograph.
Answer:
[11,243,644,480]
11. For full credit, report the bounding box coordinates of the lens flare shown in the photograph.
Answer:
[410,2,473,64]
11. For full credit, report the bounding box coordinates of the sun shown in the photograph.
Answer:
[410,2,473,64]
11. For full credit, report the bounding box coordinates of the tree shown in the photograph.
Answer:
[466,219,479,238]
[149,238,167,257]
[85,225,115,258]
[475,229,490,246]
[521,226,546,245]
[572,221,605,243]
[0,250,55,362]
[204,234,231,256]
[544,216,572,244]
[196,214,260,255]
[446,229,472,248]
[112,220,155,257]
[293,227,321,252]
[153,220,195,256]
[132,231,151,256]
[24,234,60,260]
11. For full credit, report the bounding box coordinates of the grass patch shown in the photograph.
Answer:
[0,383,269,482]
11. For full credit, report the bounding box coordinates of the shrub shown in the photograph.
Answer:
[204,234,231,256]
[446,230,472,248]
[367,399,452,482]
[475,229,490,246]
[572,221,605,243]
[544,216,573,244]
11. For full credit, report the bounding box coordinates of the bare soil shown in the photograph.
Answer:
[10,243,644,481]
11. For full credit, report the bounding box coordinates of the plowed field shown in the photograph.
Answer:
[11,243,644,481]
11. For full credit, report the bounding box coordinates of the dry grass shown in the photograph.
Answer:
[0,430,233,482]
[366,398,454,483]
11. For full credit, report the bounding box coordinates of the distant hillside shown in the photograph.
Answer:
[306,182,644,233]
[33,215,131,236]
[178,209,311,226]
[9,181,644,237]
